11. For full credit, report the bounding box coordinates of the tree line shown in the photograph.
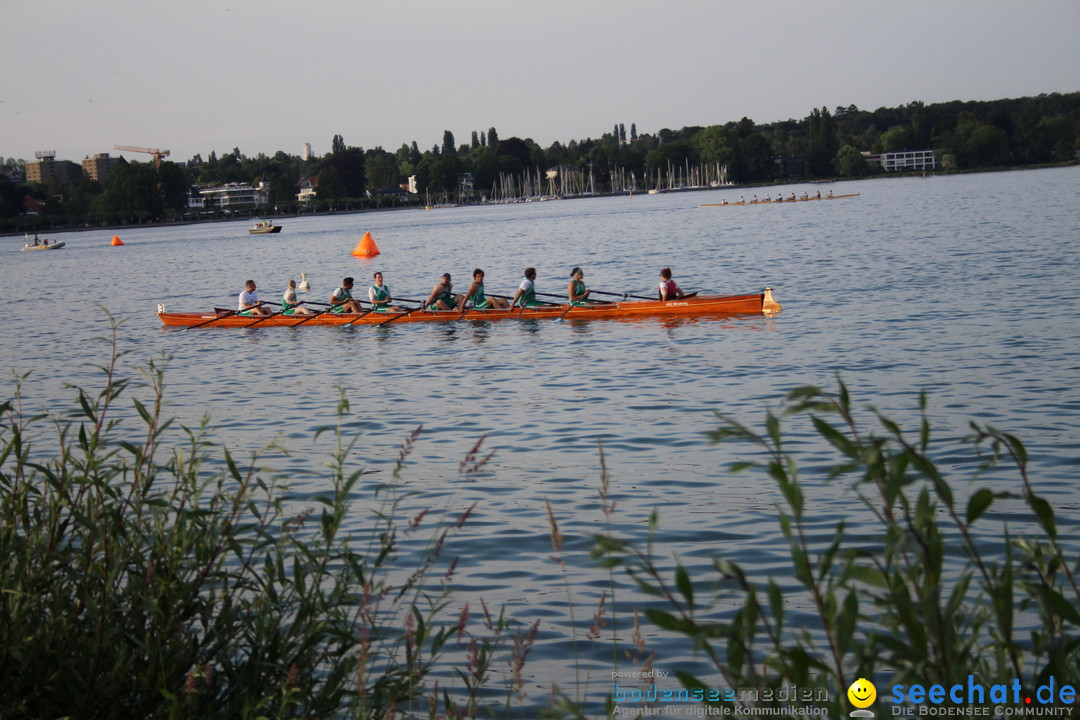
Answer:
[2,92,1077,232]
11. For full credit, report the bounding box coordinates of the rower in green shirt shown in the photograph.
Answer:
[425,273,464,310]
[568,267,591,305]
[462,268,510,312]
[510,267,541,308]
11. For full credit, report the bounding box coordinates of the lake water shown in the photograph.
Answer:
[3,167,1079,712]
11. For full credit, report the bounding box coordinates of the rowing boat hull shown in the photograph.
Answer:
[159,291,781,327]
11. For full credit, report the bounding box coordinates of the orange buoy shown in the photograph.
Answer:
[111,235,124,246]
[351,231,379,257]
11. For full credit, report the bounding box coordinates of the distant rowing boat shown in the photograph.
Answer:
[159,290,782,328]
[700,193,860,207]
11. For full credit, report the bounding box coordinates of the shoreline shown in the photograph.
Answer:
[5,161,1074,239]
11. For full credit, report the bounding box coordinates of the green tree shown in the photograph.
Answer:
[316,165,346,205]
[364,147,400,190]
[692,125,737,168]
[833,144,869,177]
[805,106,839,176]
[962,124,1012,167]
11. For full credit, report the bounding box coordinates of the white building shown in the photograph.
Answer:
[199,181,270,208]
[302,143,312,161]
[297,176,318,203]
[880,150,936,172]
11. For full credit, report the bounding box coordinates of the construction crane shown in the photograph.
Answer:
[114,145,170,169]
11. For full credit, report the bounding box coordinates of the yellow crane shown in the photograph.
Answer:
[114,145,171,169]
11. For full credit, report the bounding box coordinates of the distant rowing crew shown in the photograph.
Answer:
[701,191,860,207]
[237,266,692,318]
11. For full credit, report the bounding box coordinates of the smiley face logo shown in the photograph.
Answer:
[847,677,877,709]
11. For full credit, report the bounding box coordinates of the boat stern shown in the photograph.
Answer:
[762,287,781,315]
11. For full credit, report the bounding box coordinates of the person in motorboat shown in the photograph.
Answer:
[568,267,591,305]
[425,273,463,311]
[330,277,363,313]
[462,269,509,312]
[239,280,272,316]
[510,267,541,308]
[282,279,315,315]
[368,271,406,313]
[658,268,686,301]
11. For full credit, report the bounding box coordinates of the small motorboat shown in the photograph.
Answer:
[249,219,282,234]
[20,238,65,251]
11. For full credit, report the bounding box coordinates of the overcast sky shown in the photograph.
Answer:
[4,0,1078,163]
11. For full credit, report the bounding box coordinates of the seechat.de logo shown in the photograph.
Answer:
[848,677,877,718]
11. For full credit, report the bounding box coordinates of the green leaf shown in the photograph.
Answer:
[767,579,784,632]
[675,565,694,608]
[848,564,889,589]
[812,416,857,457]
[1029,494,1057,539]
[966,488,995,524]
[1043,586,1080,625]
[644,608,693,634]
[837,590,858,654]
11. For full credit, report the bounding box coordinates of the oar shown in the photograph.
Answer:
[289,303,345,327]
[375,302,429,326]
[242,310,286,328]
[346,296,429,325]
[553,304,577,322]
[343,301,390,326]
[588,289,658,301]
[183,302,268,331]
[490,293,561,307]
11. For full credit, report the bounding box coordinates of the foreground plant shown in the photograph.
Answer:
[591,380,1079,717]
[0,322,535,720]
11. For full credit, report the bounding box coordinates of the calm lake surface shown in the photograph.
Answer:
[4,167,1079,711]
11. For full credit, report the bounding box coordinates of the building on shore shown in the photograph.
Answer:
[82,153,122,183]
[879,150,936,172]
[297,176,318,204]
[26,151,73,185]
[198,181,270,210]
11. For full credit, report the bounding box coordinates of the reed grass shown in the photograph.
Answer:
[588,379,1079,718]
[3,322,1076,719]
[0,319,538,720]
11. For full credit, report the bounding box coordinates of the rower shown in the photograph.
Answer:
[282,280,315,315]
[658,267,685,301]
[368,271,404,313]
[510,267,540,308]
[239,280,272,316]
[463,269,509,311]
[568,267,591,305]
[425,273,463,311]
[330,277,363,313]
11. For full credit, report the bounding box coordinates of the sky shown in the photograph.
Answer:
[4,0,1079,164]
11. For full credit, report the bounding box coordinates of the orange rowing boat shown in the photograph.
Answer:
[158,289,782,328]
